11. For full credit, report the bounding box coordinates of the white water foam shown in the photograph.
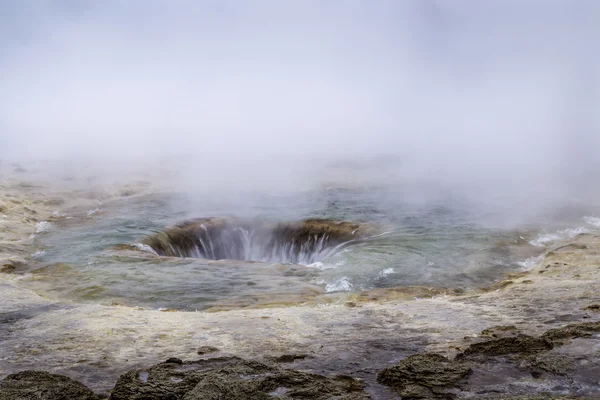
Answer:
[86,208,101,217]
[134,243,159,255]
[529,227,589,247]
[325,276,353,293]
[306,260,345,270]
[32,250,46,258]
[519,216,600,268]
[35,221,51,234]
[583,216,600,228]
[378,267,395,277]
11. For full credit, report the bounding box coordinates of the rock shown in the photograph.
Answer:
[109,356,368,400]
[583,304,600,312]
[456,335,553,360]
[0,370,98,400]
[541,321,600,342]
[183,362,366,400]
[0,264,16,274]
[480,325,519,338]
[0,259,26,274]
[266,353,309,363]
[108,244,139,252]
[377,353,470,399]
[467,396,596,399]
[196,346,219,355]
[525,352,575,377]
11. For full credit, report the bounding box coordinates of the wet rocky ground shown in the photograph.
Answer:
[1,319,599,399]
[1,170,600,399]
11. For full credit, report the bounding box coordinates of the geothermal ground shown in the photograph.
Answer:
[1,167,600,399]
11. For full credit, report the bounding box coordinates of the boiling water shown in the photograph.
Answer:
[17,184,587,311]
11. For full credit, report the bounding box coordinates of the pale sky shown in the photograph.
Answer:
[1,1,598,191]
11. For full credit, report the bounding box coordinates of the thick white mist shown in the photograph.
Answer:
[1,1,599,210]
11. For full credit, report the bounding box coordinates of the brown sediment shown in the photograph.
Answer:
[348,286,451,303]
[584,304,600,312]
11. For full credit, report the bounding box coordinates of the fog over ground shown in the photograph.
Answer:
[1,1,599,213]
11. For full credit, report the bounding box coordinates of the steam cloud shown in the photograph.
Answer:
[1,1,599,210]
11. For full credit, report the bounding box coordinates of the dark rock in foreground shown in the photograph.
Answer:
[0,357,368,400]
[2,321,599,399]
[377,353,470,399]
[109,356,368,400]
[456,335,553,360]
[377,321,600,399]
[541,321,600,342]
[0,371,98,400]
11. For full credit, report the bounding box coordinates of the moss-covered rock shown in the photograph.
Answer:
[109,356,367,400]
[377,353,470,399]
[0,371,98,400]
[525,352,575,377]
[456,335,553,360]
[541,321,600,342]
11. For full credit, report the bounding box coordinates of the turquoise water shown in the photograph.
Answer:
[21,186,537,310]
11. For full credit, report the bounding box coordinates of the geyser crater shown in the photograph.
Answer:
[140,218,377,264]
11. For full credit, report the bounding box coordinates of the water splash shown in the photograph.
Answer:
[378,267,395,277]
[528,216,600,248]
[35,221,51,233]
[141,218,377,265]
[31,250,46,258]
[583,216,600,228]
[529,227,589,247]
[86,208,101,217]
[325,277,353,292]
[133,243,158,255]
